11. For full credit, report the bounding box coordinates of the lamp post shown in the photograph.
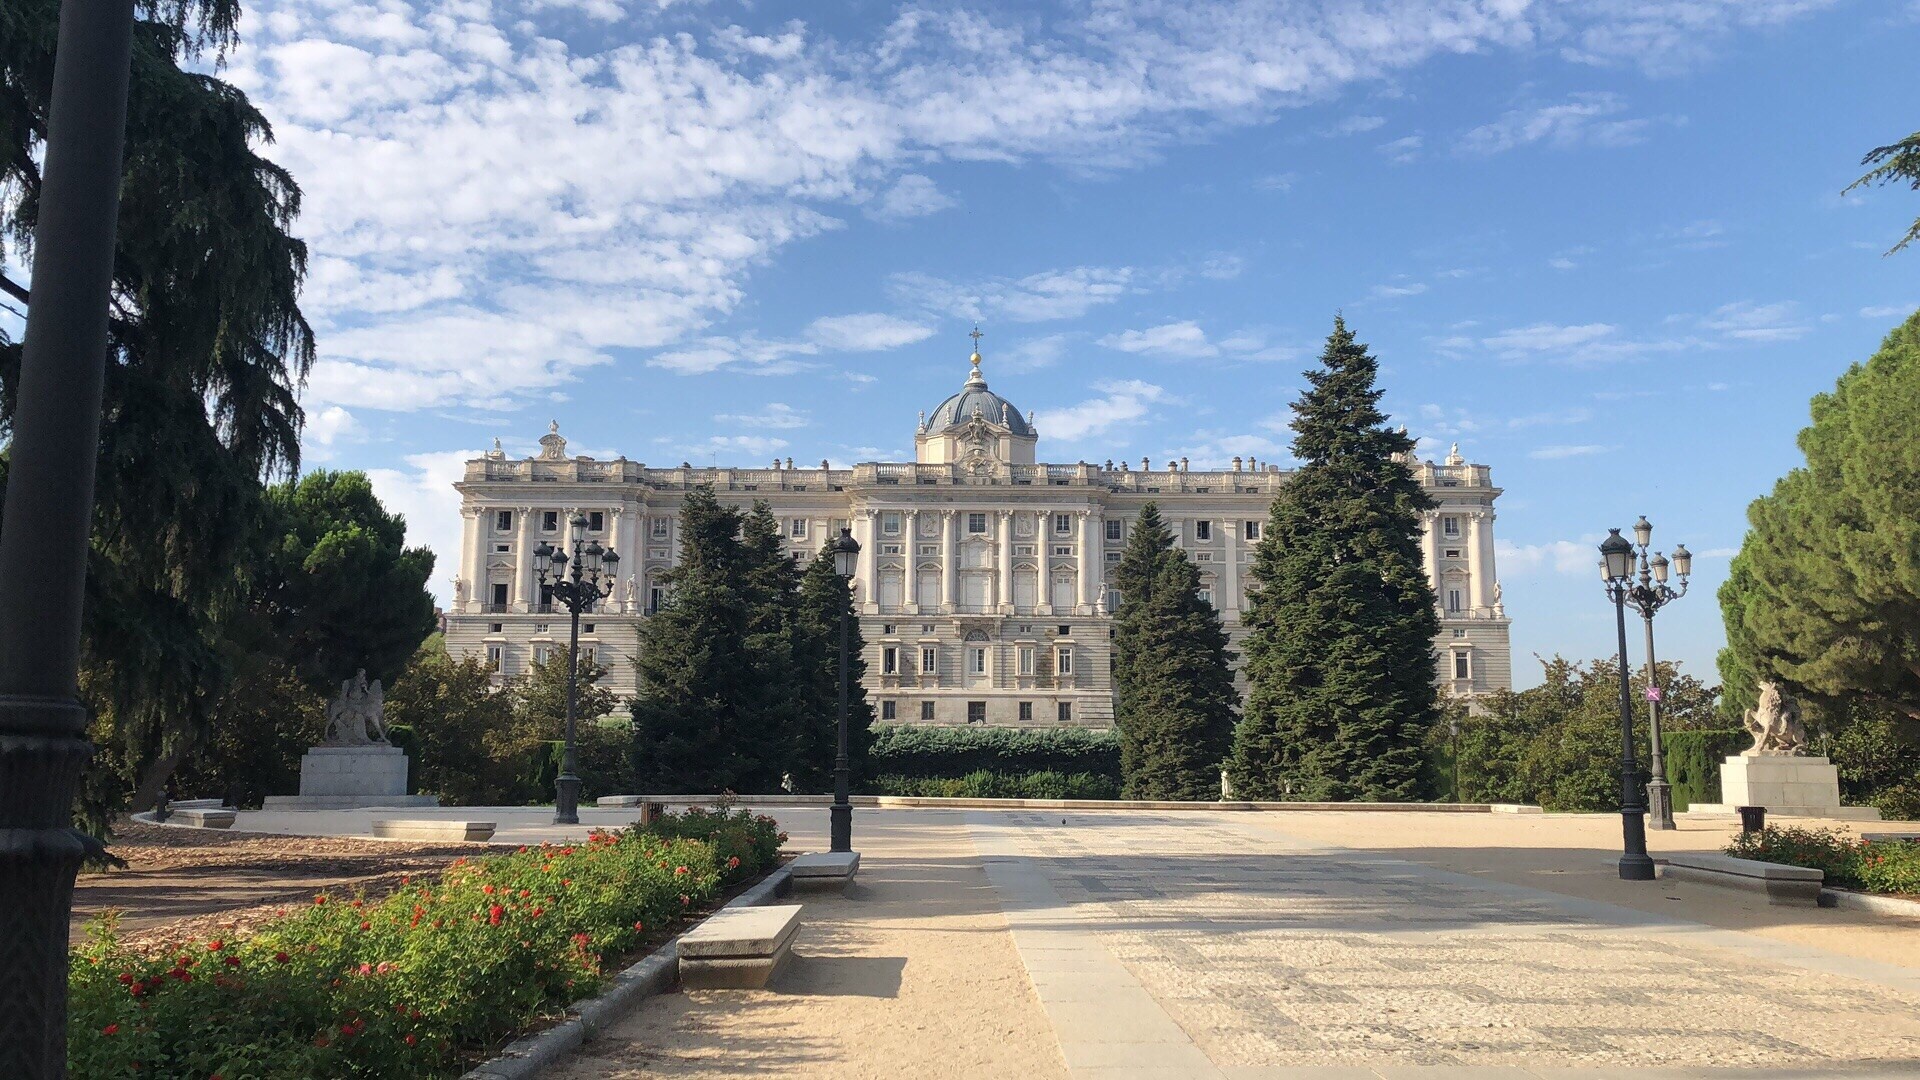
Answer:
[1625,516,1691,831]
[830,527,861,853]
[0,4,138,1075]
[534,514,619,826]
[1600,528,1656,880]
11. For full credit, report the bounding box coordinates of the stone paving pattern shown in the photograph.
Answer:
[976,812,1920,1076]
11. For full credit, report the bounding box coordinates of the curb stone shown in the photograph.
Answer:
[461,864,796,1080]
[1821,886,1920,921]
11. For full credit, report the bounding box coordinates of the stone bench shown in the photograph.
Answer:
[369,819,496,843]
[788,851,859,893]
[678,903,801,989]
[170,808,236,829]
[1661,852,1824,906]
[1862,830,1920,843]
[168,798,226,810]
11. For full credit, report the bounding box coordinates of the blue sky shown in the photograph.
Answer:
[141,0,1920,686]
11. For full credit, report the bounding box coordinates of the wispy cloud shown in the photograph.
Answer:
[1700,300,1808,342]
[1457,92,1673,155]
[1497,538,1604,576]
[1035,380,1169,442]
[1369,281,1428,300]
[1377,134,1423,164]
[1528,443,1611,460]
[715,403,811,429]
[649,313,935,375]
[866,174,957,224]
[1101,321,1218,359]
[890,267,1137,323]
[1861,303,1916,319]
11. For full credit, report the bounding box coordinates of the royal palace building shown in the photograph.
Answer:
[445,347,1512,726]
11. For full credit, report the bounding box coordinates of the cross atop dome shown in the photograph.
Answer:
[967,325,986,386]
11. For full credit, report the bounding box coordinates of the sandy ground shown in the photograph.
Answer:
[1245,809,1920,969]
[551,813,1066,1080]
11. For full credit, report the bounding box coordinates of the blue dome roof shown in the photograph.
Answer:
[928,354,1032,436]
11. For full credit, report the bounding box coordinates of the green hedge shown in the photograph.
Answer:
[1727,825,1920,896]
[531,724,638,802]
[872,770,1120,799]
[866,725,1120,784]
[1662,728,1746,810]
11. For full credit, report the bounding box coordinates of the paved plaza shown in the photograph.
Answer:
[227,805,1920,1079]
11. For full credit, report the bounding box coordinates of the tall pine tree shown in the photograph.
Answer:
[1112,504,1237,799]
[630,487,750,792]
[1229,317,1440,801]
[791,545,875,792]
[736,502,804,792]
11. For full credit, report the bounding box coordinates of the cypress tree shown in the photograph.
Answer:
[792,546,875,791]
[736,502,804,792]
[1229,316,1440,801]
[630,486,750,792]
[1112,504,1237,799]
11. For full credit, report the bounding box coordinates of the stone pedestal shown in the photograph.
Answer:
[1686,754,1881,821]
[262,745,439,810]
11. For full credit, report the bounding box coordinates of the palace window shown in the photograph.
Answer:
[1018,701,1033,722]
[1057,647,1074,675]
[970,647,987,675]
[1453,651,1472,680]
[1195,520,1212,541]
[494,544,510,553]
[534,645,552,665]
[588,511,604,532]
[1444,548,1461,559]
[1054,545,1073,556]
[1106,551,1121,563]
[1105,520,1123,541]
[921,646,937,673]
[1057,625,1071,636]
[790,518,807,538]
[882,624,896,635]
[967,701,986,724]
[883,647,899,675]
[1442,516,1459,537]
[580,646,596,667]
[921,701,936,721]
[582,623,595,634]
[1197,585,1214,606]
[648,586,664,614]
[1054,513,1073,535]
[495,510,513,532]
[485,645,503,669]
[651,518,669,539]
[489,623,503,634]
[881,700,897,721]
[543,511,559,531]
[1018,646,1034,675]
[1447,589,1463,613]
[882,512,901,535]
[968,512,988,534]
[1057,702,1073,724]
[1244,520,1261,541]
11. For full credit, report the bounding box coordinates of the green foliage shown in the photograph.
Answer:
[532,724,639,802]
[67,811,785,1078]
[1812,700,1920,819]
[1230,317,1438,801]
[2,1,314,828]
[170,653,325,809]
[872,771,1121,799]
[1845,133,1920,254]
[382,639,518,806]
[790,545,875,792]
[1112,503,1238,800]
[1661,729,1747,810]
[1726,825,1920,896]
[1720,311,1920,723]
[865,724,1120,782]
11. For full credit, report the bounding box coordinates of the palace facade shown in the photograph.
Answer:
[444,348,1512,726]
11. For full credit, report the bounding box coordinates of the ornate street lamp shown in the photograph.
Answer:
[1621,516,1691,830]
[1600,528,1655,880]
[830,527,861,853]
[534,514,619,826]
[0,6,138,1075]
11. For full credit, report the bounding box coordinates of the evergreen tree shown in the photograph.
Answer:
[792,545,875,791]
[735,502,803,792]
[1112,504,1237,800]
[1720,309,1920,723]
[630,487,751,792]
[1229,317,1439,801]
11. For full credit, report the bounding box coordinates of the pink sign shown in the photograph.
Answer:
[1645,686,1664,703]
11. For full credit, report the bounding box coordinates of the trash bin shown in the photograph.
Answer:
[1737,805,1766,834]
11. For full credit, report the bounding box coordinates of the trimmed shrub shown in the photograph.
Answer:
[1661,728,1746,810]
[871,770,1121,799]
[866,725,1120,784]
[1724,825,1920,895]
[67,809,784,1078]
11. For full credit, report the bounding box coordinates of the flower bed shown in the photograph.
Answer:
[1725,825,1920,896]
[69,809,785,1079]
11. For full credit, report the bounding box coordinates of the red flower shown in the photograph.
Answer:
[489,904,505,926]
[223,955,241,968]
[206,940,224,952]
[482,884,496,895]
[274,952,290,964]
[117,972,134,985]
[359,921,372,931]
[519,889,531,899]
[674,865,689,876]
[358,963,374,976]
[313,895,328,906]
[102,1024,120,1036]
[561,878,572,887]
[727,856,741,869]
[529,906,544,918]
[633,921,644,931]
[572,933,592,948]
[405,1034,418,1046]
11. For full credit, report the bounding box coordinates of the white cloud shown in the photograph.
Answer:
[1497,538,1603,577]
[1700,300,1808,342]
[365,449,478,608]
[1034,380,1168,442]
[1253,171,1298,192]
[715,403,810,429]
[805,313,938,351]
[890,266,1136,323]
[1101,321,1218,359]
[999,332,1076,372]
[648,312,933,375]
[1548,257,1577,270]
[301,405,361,462]
[1528,443,1610,460]
[1456,92,1669,155]
[866,174,957,223]
[1369,281,1428,299]
[1377,134,1423,164]
[1860,304,1915,319]
[1328,114,1387,135]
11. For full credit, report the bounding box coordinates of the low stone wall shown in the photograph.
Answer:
[614,793,1510,813]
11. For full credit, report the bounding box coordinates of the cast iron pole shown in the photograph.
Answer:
[0,2,137,1074]
[1642,611,1674,830]
[1613,585,1655,880]
[830,596,853,852]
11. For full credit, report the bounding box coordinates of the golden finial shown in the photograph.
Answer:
[969,324,984,367]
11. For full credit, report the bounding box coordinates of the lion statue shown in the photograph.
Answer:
[1742,680,1807,756]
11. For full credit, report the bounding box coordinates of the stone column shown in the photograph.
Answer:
[514,504,537,611]
[1222,515,1240,616]
[461,507,484,613]
[858,508,879,613]
[902,509,919,612]
[1077,509,1096,612]
[941,509,959,611]
[1465,510,1486,616]
[1475,508,1498,611]
[996,509,1014,611]
[1421,512,1441,599]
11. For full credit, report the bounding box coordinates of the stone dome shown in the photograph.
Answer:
[927,350,1032,436]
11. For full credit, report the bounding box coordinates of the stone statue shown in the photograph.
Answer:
[323,669,389,746]
[452,577,467,604]
[1742,680,1807,756]
[624,575,637,611]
